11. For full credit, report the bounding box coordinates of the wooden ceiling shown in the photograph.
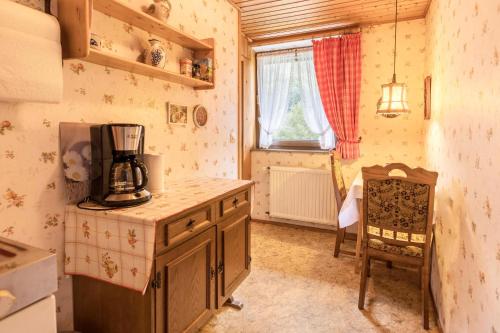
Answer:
[232,0,431,41]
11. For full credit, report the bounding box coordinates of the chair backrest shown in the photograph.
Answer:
[361,163,438,253]
[329,149,347,210]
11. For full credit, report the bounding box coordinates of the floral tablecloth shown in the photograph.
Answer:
[64,177,253,293]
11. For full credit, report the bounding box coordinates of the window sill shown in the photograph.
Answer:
[251,148,329,154]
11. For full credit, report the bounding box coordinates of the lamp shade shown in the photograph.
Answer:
[376,81,410,118]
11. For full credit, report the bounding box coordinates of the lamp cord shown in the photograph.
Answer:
[393,0,398,83]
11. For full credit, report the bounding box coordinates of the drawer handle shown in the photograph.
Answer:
[232,197,239,208]
[186,218,196,230]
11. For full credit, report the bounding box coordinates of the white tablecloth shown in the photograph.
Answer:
[338,172,363,228]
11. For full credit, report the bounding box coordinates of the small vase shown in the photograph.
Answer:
[144,0,172,22]
[144,39,166,68]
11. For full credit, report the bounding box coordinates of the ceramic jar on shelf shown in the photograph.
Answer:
[194,58,213,82]
[180,58,193,77]
[144,39,166,68]
[144,0,172,22]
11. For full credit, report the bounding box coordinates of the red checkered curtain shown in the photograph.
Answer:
[313,33,361,159]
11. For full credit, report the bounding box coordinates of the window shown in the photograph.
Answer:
[274,69,317,143]
[257,49,334,150]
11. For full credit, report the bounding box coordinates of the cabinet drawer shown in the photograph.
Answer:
[165,206,213,247]
[219,190,249,219]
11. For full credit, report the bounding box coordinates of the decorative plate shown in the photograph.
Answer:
[193,105,208,127]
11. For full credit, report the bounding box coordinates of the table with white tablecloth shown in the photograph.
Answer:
[338,172,363,228]
[337,172,364,270]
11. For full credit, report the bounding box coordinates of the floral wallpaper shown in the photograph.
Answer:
[1,0,238,330]
[425,0,500,332]
[252,19,426,225]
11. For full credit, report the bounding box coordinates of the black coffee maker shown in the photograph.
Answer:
[90,124,152,207]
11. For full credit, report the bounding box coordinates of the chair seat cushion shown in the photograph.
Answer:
[368,239,423,257]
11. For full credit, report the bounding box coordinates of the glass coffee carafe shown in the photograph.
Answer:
[109,157,148,194]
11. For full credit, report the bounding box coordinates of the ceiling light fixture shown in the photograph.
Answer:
[376,0,410,118]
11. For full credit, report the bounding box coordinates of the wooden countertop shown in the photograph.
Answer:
[66,177,254,226]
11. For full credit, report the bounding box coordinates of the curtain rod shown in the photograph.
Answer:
[255,29,361,56]
[310,30,361,40]
[250,25,361,47]
[256,46,312,56]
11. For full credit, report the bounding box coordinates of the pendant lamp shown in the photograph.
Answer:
[376,0,410,118]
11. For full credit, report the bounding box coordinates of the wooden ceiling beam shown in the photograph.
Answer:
[242,2,426,27]
[241,0,426,16]
[249,14,422,41]
[225,0,242,11]
[242,9,424,34]
[249,24,360,45]
[232,0,431,41]
[241,0,342,12]
[242,0,427,21]
[244,13,424,39]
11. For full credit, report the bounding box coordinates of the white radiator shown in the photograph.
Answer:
[269,166,336,225]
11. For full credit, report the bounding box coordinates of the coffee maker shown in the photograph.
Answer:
[90,124,152,207]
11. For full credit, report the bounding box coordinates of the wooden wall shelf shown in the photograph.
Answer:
[93,0,213,51]
[58,0,215,90]
[86,49,214,89]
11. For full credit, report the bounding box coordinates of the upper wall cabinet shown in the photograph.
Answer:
[58,0,215,90]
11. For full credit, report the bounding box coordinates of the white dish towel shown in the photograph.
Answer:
[0,1,63,103]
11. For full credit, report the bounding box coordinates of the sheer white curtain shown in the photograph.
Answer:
[257,52,294,148]
[296,50,334,149]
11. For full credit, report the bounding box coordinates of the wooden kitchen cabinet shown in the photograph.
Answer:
[155,227,216,333]
[219,189,250,219]
[217,213,251,307]
[72,183,252,333]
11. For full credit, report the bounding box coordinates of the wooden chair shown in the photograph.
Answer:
[329,149,354,257]
[357,163,438,330]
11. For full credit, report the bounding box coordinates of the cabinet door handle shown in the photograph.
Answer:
[151,272,162,289]
[186,218,195,229]
[217,261,224,274]
[210,266,215,280]
[232,197,239,208]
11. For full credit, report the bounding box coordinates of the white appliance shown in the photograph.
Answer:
[0,238,57,332]
[0,295,57,333]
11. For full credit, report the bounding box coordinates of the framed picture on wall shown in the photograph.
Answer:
[166,102,188,125]
[424,76,432,120]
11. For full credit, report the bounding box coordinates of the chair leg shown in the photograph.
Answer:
[418,267,422,288]
[367,258,371,277]
[358,252,369,310]
[421,265,430,330]
[334,227,346,257]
